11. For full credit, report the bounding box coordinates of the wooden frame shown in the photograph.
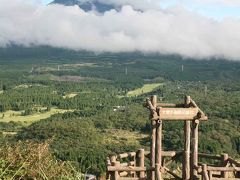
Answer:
[106,95,240,180]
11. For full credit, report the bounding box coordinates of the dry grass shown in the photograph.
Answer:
[0,141,79,179]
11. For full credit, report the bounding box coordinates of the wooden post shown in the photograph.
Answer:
[191,119,199,180]
[137,149,145,178]
[183,96,191,180]
[221,153,229,178]
[110,156,117,180]
[208,171,213,180]
[113,161,120,180]
[150,95,157,180]
[202,164,209,180]
[155,117,162,180]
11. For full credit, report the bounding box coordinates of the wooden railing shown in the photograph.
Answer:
[198,153,240,180]
[106,149,182,180]
[107,150,240,180]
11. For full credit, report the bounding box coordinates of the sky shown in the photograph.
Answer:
[41,0,240,20]
[1,0,240,60]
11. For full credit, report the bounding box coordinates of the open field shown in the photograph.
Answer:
[0,108,73,125]
[127,83,163,97]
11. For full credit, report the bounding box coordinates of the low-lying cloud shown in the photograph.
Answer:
[0,0,240,60]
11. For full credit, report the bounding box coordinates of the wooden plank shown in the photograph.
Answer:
[144,151,177,157]
[158,107,199,120]
[108,166,154,172]
[118,152,136,159]
[198,153,222,160]
[207,167,240,171]
[211,179,240,180]
[228,158,240,166]
[156,103,184,107]
[118,178,146,180]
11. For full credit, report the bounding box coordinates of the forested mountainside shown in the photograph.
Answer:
[0,46,239,178]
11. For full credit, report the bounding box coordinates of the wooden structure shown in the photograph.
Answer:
[106,95,240,180]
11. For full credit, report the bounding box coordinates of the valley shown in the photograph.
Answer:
[0,47,240,178]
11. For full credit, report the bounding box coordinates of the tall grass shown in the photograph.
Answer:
[0,140,80,179]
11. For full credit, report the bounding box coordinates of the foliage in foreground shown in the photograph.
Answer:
[0,141,79,179]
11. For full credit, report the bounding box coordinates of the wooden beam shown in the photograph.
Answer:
[228,158,240,166]
[183,96,191,180]
[108,166,154,172]
[155,116,162,180]
[207,166,240,171]
[118,152,136,159]
[150,95,157,180]
[145,150,179,157]
[191,119,199,180]
[156,103,185,107]
[156,107,199,120]
[118,178,146,180]
[198,153,222,160]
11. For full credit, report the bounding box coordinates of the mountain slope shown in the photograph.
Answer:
[50,0,116,12]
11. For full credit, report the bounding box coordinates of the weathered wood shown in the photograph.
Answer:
[108,166,154,172]
[156,103,185,107]
[114,161,120,180]
[190,99,207,118]
[156,107,199,120]
[118,152,136,159]
[198,153,222,160]
[183,96,191,180]
[110,156,117,180]
[137,149,145,178]
[183,121,191,180]
[120,161,135,167]
[155,117,162,180]
[191,119,199,180]
[207,166,240,171]
[202,164,210,180]
[110,155,117,163]
[221,154,229,178]
[150,95,157,180]
[211,178,240,180]
[118,178,146,180]
[208,170,213,180]
[145,150,178,157]
[228,158,240,166]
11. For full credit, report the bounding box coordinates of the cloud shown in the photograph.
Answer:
[0,0,240,60]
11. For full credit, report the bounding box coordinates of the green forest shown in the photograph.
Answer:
[0,46,239,179]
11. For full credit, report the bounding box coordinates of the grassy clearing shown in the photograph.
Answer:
[63,93,78,99]
[14,84,30,89]
[102,129,148,148]
[0,108,73,125]
[0,90,3,94]
[127,83,163,97]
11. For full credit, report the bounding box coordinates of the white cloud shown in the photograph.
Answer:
[0,0,240,60]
